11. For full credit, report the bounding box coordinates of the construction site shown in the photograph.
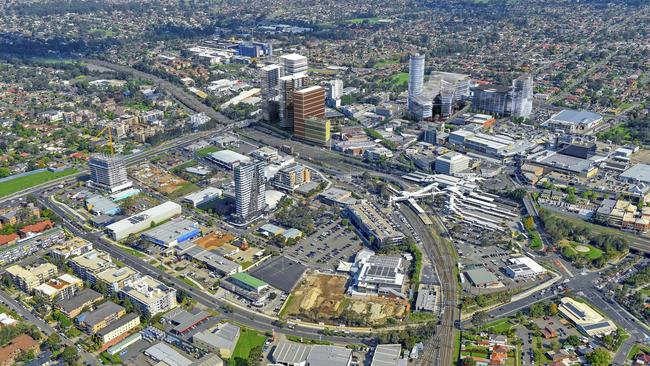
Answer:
[282,273,410,326]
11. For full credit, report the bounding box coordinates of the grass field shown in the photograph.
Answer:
[196,146,219,158]
[167,181,199,199]
[231,328,267,359]
[559,240,603,260]
[307,67,338,75]
[347,17,380,24]
[482,317,514,333]
[376,58,400,68]
[389,72,409,87]
[0,168,78,198]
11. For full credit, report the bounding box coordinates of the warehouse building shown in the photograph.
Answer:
[106,201,182,241]
[144,343,193,366]
[371,344,403,366]
[558,297,616,336]
[192,323,240,358]
[183,187,223,207]
[464,267,500,288]
[270,341,351,366]
[619,163,650,184]
[141,218,201,248]
[179,246,241,276]
[542,110,603,133]
[85,195,122,216]
[162,308,210,335]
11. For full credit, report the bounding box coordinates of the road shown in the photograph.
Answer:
[399,204,459,366]
[0,289,99,365]
[39,197,370,346]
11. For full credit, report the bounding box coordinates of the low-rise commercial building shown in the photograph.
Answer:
[364,147,394,162]
[435,152,470,175]
[504,257,547,279]
[221,273,271,305]
[542,110,603,133]
[206,150,251,170]
[558,297,616,336]
[464,267,500,288]
[179,246,241,276]
[106,201,182,241]
[85,195,122,216]
[350,254,406,296]
[371,344,402,366]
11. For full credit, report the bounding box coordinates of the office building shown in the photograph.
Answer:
[294,86,326,139]
[351,254,406,296]
[326,79,343,108]
[279,73,308,128]
[88,154,132,193]
[106,201,182,241]
[435,152,470,175]
[280,53,308,75]
[5,263,57,293]
[471,84,512,116]
[302,117,331,146]
[234,160,266,223]
[511,74,533,119]
[409,95,433,121]
[120,275,177,317]
[261,64,283,122]
[408,54,425,100]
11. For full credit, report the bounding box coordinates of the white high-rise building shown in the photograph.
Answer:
[261,64,283,121]
[511,74,533,119]
[326,79,343,108]
[408,54,425,98]
[88,154,132,192]
[280,53,308,75]
[234,160,266,223]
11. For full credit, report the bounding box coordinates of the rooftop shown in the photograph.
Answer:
[550,109,602,125]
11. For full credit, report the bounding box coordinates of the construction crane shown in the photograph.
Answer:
[95,124,114,156]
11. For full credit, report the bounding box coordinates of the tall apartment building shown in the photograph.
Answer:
[511,74,533,119]
[88,154,132,193]
[326,79,343,108]
[120,275,177,318]
[408,54,425,99]
[234,160,266,223]
[69,249,115,285]
[275,164,311,190]
[279,53,308,75]
[261,64,283,122]
[278,73,308,128]
[294,86,325,138]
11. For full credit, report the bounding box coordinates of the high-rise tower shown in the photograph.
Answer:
[234,160,266,223]
[88,154,132,192]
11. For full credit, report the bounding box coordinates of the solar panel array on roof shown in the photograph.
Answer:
[128,214,148,224]
[367,265,396,279]
[582,321,613,331]
[563,301,587,319]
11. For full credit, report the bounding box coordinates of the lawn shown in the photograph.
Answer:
[0,168,78,198]
[628,344,650,360]
[167,181,200,199]
[178,275,199,289]
[119,246,145,258]
[483,318,514,333]
[196,146,219,158]
[389,72,409,87]
[307,68,338,75]
[376,58,400,68]
[559,240,603,260]
[231,328,267,360]
[347,17,380,24]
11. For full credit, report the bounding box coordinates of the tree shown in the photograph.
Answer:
[586,348,611,366]
[44,332,62,351]
[471,311,488,330]
[529,303,545,318]
[460,357,476,366]
[565,335,581,347]
[548,303,558,316]
[0,167,10,178]
[61,346,80,366]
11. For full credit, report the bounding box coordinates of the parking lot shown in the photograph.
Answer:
[282,218,363,270]
[457,239,549,295]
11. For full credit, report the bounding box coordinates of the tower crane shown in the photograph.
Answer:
[95,124,114,156]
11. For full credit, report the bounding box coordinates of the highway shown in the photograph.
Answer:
[399,204,459,366]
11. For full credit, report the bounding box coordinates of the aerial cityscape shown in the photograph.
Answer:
[0,0,648,366]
